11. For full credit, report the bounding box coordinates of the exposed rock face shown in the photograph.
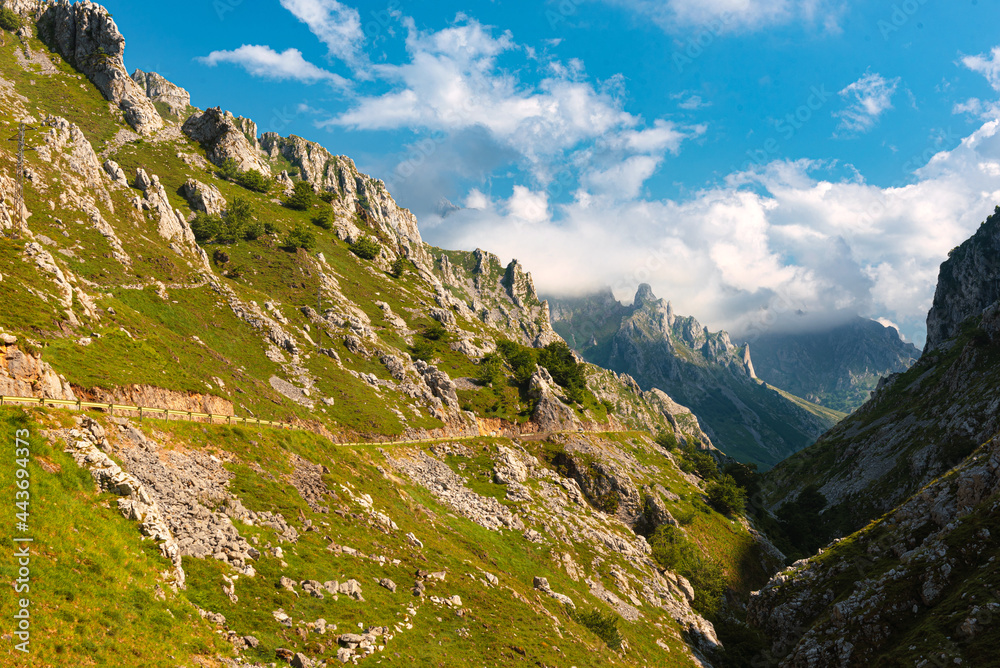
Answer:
[763,211,1000,539]
[260,133,426,265]
[528,367,583,432]
[76,384,234,416]
[549,285,836,468]
[130,69,191,117]
[749,434,1000,667]
[925,207,1000,352]
[181,178,226,216]
[183,107,270,175]
[42,0,163,135]
[0,337,76,400]
[134,168,197,246]
[735,316,920,413]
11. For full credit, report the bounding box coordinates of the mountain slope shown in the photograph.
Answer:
[760,209,1000,544]
[734,317,920,413]
[0,3,783,666]
[745,207,1000,666]
[549,285,841,468]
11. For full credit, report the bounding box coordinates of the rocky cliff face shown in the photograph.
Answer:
[762,210,1000,541]
[34,0,163,135]
[925,206,1000,352]
[183,107,271,175]
[737,317,920,413]
[549,285,837,468]
[748,207,1000,665]
[130,69,190,117]
[749,433,1000,667]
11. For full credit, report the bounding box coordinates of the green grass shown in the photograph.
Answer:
[0,408,229,667]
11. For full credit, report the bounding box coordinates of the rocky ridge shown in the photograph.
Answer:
[549,285,837,468]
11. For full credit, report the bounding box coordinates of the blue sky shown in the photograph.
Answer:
[107,0,1000,346]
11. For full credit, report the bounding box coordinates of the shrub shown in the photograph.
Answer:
[707,474,747,515]
[217,157,240,182]
[409,338,435,362]
[236,169,271,193]
[190,213,224,243]
[390,257,406,278]
[286,181,314,210]
[318,190,336,203]
[348,235,380,260]
[569,608,622,651]
[263,221,279,235]
[422,321,448,341]
[242,219,265,241]
[212,249,229,265]
[649,525,726,616]
[655,431,679,451]
[283,224,316,251]
[476,353,505,387]
[0,8,24,32]
[312,207,333,230]
[538,340,588,403]
[497,340,537,386]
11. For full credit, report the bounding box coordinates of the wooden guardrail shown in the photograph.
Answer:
[0,395,290,429]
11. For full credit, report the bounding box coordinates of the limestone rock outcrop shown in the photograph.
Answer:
[183,107,270,175]
[181,178,227,216]
[131,69,191,117]
[925,206,1000,351]
[43,0,163,135]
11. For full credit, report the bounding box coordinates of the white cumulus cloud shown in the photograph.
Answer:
[278,0,365,64]
[198,45,349,87]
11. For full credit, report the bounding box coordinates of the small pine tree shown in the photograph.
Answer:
[218,157,240,182]
[190,213,224,243]
[286,181,314,211]
[348,235,381,260]
[390,257,406,278]
[236,169,271,193]
[477,354,506,387]
[283,224,316,251]
[312,207,333,230]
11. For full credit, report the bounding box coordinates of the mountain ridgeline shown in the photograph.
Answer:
[734,316,920,413]
[0,2,787,666]
[748,207,1000,666]
[548,285,843,469]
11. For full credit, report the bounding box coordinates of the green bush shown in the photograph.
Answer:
[312,207,333,230]
[476,353,506,387]
[409,338,435,362]
[318,190,336,203]
[649,526,726,616]
[0,8,23,32]
[569,608,622,651]
[286,181,314,211]
[263,221,279,235]
[190,213,224,243]
[655,431,679,451]
[390,257,406,278]
[242,219,265,241]
[217,157,240,182]
[236,169,271,193]
[706,474,747,515]
[497,340,538,386]
[348,235,380,260]
[283,224,316,251]
[422,321,448,341]
[537,340,588,403]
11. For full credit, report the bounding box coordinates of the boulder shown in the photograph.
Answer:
[181,179,227,216]
[182,107,270,175]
